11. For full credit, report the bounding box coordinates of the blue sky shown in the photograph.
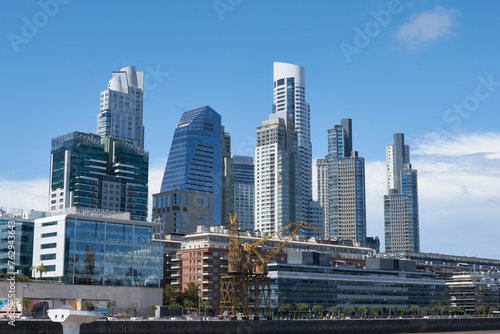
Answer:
[1,1,499,258]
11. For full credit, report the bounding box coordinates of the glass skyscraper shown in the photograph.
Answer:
[159,106,223,226]
[325,119,366,246]
[384,133,420,253]
[233,155,254,231]
[48,132,149,221]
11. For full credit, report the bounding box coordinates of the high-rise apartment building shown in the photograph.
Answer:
[97,66,145,149]
[326,119,366,246]
[384,133,420,253]
[48,132,149,221]
[254,118,302,234]
[272,62,313,223]
[233,155,254,231]
[156,106,224,229]
[316,158,329,229]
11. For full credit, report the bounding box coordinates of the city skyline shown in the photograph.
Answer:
[1,1,499,259]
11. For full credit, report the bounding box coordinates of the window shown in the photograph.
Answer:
[183,194,187,205]
[41,232,57,238]
[198,197,203,207]
[42,221,57,227]
[41,243,57,249]
[45,265,56,272]
[41,253,56,260]
[205,198,209,208]
[173,193,179,204]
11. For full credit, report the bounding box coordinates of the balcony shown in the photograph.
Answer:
[171,265,181,270]
[202,255,213,260]
[171,272,181,277]
[202,280,211,284]
[202,264,213,268]
[202,272,213,276]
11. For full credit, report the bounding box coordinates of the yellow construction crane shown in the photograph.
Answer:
[220,214,324,320]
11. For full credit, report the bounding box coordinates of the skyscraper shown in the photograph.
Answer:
[156,106,224,230]
[221,129,234,228]
[326,119,366,246]
[316,158,329,229]
[97,66,145,149]
[233,155,254,231]
[254,117,302,234]
[272,62,312,222]
[48,132,149,221]
[384,133,420,253]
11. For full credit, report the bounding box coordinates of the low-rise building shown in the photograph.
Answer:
[446,273,500,314]
[32,209,163,287]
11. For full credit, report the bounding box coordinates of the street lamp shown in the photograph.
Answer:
[198,289,201,319]
[181,306,183,320]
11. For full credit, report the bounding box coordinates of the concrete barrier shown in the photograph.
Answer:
[2,317,500,334]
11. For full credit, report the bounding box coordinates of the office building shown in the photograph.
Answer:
[48,132,149,221]
[254,117,302,234]
[446,273,500,314]
[97,66,145,149]
[158,106,223,227]
[384,133,420,253]
[32,211,162,286]
[0,208,43,276]
[233,155,254,231]
[326,119,366,246]
[270,258,448,310]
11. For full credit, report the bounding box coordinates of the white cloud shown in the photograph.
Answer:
[396,7,458,50]
[0,178,48,211]
[365,131,500,259]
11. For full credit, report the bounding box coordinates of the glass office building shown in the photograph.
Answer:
[0,216,34,276]
[33,213,162,287]
[269,262,448,309]
[160,106,223,226]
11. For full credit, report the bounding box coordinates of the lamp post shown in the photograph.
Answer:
[181,306,183,320]
[198,289,201,319]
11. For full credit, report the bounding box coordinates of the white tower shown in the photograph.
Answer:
[97,66,145,148]
[272,62,313,221]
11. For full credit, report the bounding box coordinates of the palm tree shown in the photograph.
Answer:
[30,263,47,280]
[106,300,117,316]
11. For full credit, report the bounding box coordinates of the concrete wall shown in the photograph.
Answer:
[0,281,162,315]
[2,318,500,334]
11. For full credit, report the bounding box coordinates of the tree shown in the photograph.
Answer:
[128,305,139,317]
[451,307,462,315]
[169,302,182,311]
[369,306,382,318]
[421,306,430,316]
[410,305,420,317]
[397,307,409,317]
[106,300,117,316]
[147,305,158,317]
[183,299,194,310]
[200,301,211,309]
[182,282,199,309]
[489,306,497,314]
[312,305,324,317]
[342,306,355,317]
[477,305,487,316]
[295,303,309,317]
[163,285,180,306]
[30,263,47,280]
[82,301,94,311]
[21,299,32,316]
[279,303,293,315]
[431,304,442,316]
[329,306,339,317]
[357,306,367,318]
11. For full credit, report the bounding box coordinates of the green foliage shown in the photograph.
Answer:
[169,302,182,311]
[369,306,382,317]
[182,282,199,308]
[489,306,497,313]
[342,306,355,316]
[183,299,194,310]
[82,301,94,311]
[30,263,47,279]
[295,303,309,312]
[106,300,116,316]
[329,306,338,316]
[163,285,180,306]
[409,305,420,313]
[200,301,211,309]
[279,303,293,313]
[451,307,462,315]
[477,305,487,315]
[128,305,138,317]
[357,306,367,316]
[147,305,158,312]
[397,307,409,316]
[312,305,324,316]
